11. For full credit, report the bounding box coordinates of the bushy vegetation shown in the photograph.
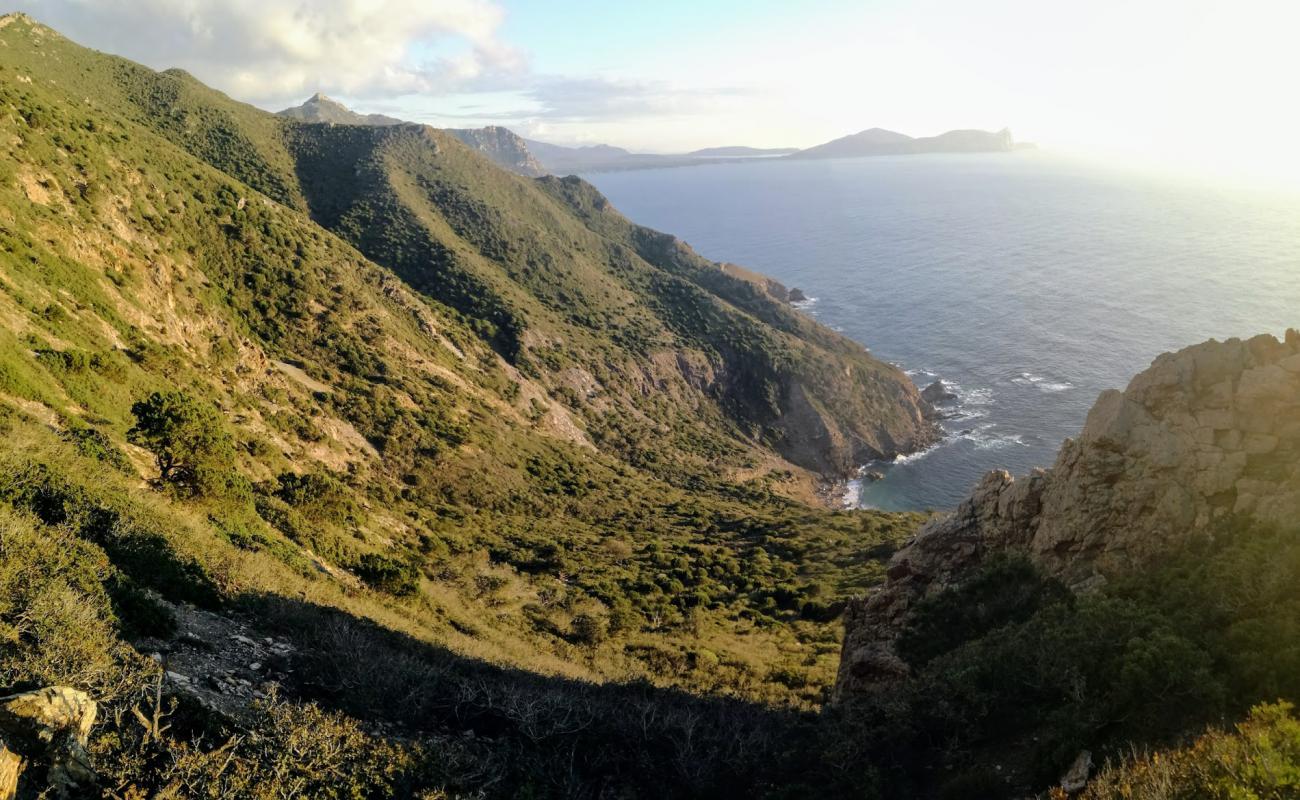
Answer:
[129,390,241,498]
[831,519,1300,797]
[0,14,1291,798]
[1080,702,1300,800]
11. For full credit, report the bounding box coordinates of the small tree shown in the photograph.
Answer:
[129,390,236,497]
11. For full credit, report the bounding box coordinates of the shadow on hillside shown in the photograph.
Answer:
[228,591,829,798]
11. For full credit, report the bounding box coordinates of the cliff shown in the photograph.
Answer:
[838,331,1300,695]
[445,125,549,177]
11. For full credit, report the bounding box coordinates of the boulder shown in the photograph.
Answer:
[788,287,808,303]
[1060,750,1093,794]
[920,380,958,405]
[0,687,97,798]
[837,331,1300,697]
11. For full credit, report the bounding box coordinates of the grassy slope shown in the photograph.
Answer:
[16,20,933,482]
[0,7,927,720]
[1,14,1295,799]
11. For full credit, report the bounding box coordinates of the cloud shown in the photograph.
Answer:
[17,0,526,105]
[407,76,749,127]
[17,0,751,149]
[524,77,747,122]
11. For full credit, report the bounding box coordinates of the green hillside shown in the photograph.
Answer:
[3,13,1291,799]
[0,12,931,797]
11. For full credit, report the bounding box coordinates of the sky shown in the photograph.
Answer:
[17,0,1300,184]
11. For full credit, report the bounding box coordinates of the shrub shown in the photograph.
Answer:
[1081,701,1300,800]
[128,390,238,498]
[569,612,607,647]
[272,470,360,526]
[352,552,420,596]
[61,424,133,473]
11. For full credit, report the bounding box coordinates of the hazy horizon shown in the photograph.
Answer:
[17,1,1300,188]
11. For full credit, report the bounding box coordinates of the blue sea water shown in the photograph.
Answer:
[585,154,1300,511]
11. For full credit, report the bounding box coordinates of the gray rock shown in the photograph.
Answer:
[921,380,958,405]
[1060,750,1093,793]
[838,331,1300,697]
[0,687,98,797]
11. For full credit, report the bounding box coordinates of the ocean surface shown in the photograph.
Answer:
[585,154,1300,511]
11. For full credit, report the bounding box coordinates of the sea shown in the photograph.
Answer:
[585,153,1300,511]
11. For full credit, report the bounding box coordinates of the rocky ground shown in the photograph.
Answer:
[135,603,297,722]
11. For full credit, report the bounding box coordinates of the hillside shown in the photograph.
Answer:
[0,12,936,798]
[443,126,548,177]
[835,332,1300,795]
[278,97,549,177]
[1,11,1295,799]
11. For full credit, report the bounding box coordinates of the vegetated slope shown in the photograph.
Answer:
[278,95,550,177]
[0,13,932,798]
[830,333,1300,797]
[14,18,935,482]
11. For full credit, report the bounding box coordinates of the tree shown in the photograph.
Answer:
[128,390,236,497]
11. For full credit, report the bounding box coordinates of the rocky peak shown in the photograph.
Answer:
[837,331,1300,696]
[276,94,404,127]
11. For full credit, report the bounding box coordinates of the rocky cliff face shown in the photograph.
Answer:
[838,331,1300,696]
[446,126,548,177]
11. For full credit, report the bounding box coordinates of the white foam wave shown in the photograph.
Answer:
[791,297,819,311]
[892,441,943,465]
[1012,372,1074,393]
[956,423,1028,450]
[841,476,864,508]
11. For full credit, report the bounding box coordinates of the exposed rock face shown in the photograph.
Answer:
[446,126,548,177]
[921,380,958,405]
[838,332,1300,696]
[0,687,98,798]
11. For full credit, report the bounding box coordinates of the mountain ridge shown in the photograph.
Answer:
[0,7,933,732]
[275,94,1022,175]
[789,127,1016,160]
[1,13,1292,799]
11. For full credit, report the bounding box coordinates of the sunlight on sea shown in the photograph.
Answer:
[589,154,1300,509]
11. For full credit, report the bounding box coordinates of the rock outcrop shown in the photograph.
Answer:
[838,332,1300,696]
[921,380,958,405]
[446,126,548,177]
[0,687,98,798]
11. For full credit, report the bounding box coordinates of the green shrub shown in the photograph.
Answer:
[61,424,133,473]
[1082,701,1300,800]
[272,470,360,526]
[352,552,420,596]
[128,390,239,498]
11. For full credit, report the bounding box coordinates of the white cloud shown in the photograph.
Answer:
[19,0,526,105]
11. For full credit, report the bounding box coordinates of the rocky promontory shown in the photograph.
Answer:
[837,331,1300,696]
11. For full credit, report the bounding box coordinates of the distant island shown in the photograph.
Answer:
[276,95,1031,176]
[787,127,1020,159]
[686,145,800,158]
